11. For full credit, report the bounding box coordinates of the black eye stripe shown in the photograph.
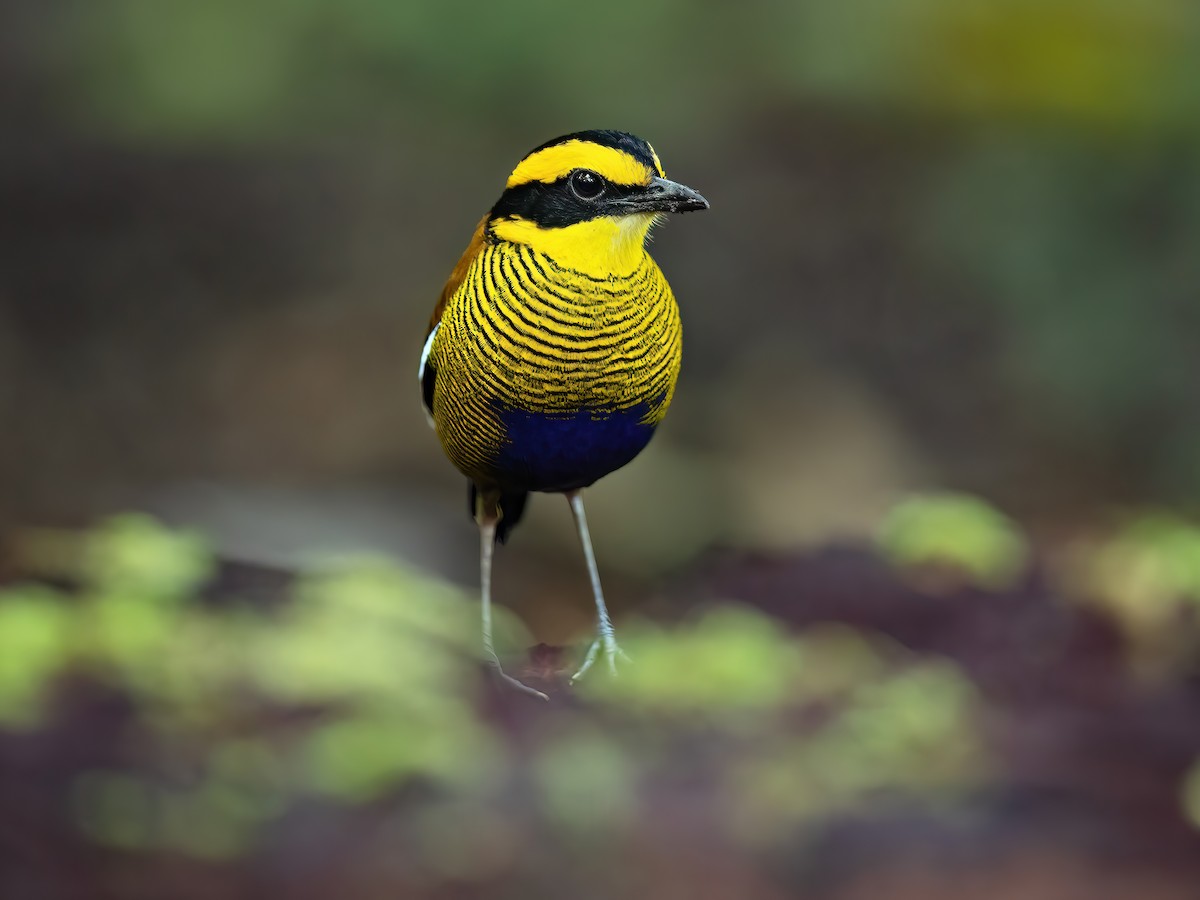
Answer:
[491,173,644,228]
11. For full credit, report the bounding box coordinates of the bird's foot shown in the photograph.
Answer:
[570,631,629,684]
[488,659,549,701]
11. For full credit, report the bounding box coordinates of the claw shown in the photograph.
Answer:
[489,659,549,701]
[570,631,629,684]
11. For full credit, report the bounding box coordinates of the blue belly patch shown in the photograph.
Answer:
[490,403,657,492]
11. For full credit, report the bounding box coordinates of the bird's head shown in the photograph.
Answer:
[487,130,709,275]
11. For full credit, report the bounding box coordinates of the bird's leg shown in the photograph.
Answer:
[565,490,628,683]
[478,507,548,701]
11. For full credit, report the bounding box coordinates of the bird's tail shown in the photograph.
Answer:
[469,483,529,545]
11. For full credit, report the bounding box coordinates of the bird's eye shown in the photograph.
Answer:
[569,169,605,201]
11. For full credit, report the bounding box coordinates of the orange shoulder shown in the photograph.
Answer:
[427,214,489,335]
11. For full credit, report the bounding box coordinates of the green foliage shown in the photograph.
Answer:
[923,139,1200,473]
[779,0,1199,129]
[533,727,637,833]
[0,516,503,855]
[1038,510,1200,683]
[304,709,504,801]
[2,516,992,862]
[1180,759,1200,831]
[878,492,1029,590]
[50,0,1200,143]
[71,762,286,859]
[84,513,214,601]
[730,659,984,841]
[0,587,72,728]
[827,662,983,782]
[581,605,988,841]
[580,605,807,719]
[1099,513,1200,606]
[252,561,479,708]
[58,0,715,140]
[1066,513,1200,660]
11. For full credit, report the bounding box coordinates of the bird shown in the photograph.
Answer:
[419,130,708,698]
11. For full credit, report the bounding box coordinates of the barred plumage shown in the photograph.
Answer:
[419,130,707,697]
[432,241,682,490]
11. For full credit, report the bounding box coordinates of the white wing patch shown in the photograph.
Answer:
[419,324,439,429]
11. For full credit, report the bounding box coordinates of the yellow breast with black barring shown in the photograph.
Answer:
[419,130,708,697]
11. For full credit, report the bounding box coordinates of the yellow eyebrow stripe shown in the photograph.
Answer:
[645,142,665,178]
[507,141,652,189]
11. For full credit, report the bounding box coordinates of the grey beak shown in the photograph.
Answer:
[624,176,710,214]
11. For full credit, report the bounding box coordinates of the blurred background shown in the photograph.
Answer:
[4,1,1200,897]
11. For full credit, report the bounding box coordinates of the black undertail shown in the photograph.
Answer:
[468,482,529,545]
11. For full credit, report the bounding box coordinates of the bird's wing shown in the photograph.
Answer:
[419,215,488,427]
[418,324,439,428]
